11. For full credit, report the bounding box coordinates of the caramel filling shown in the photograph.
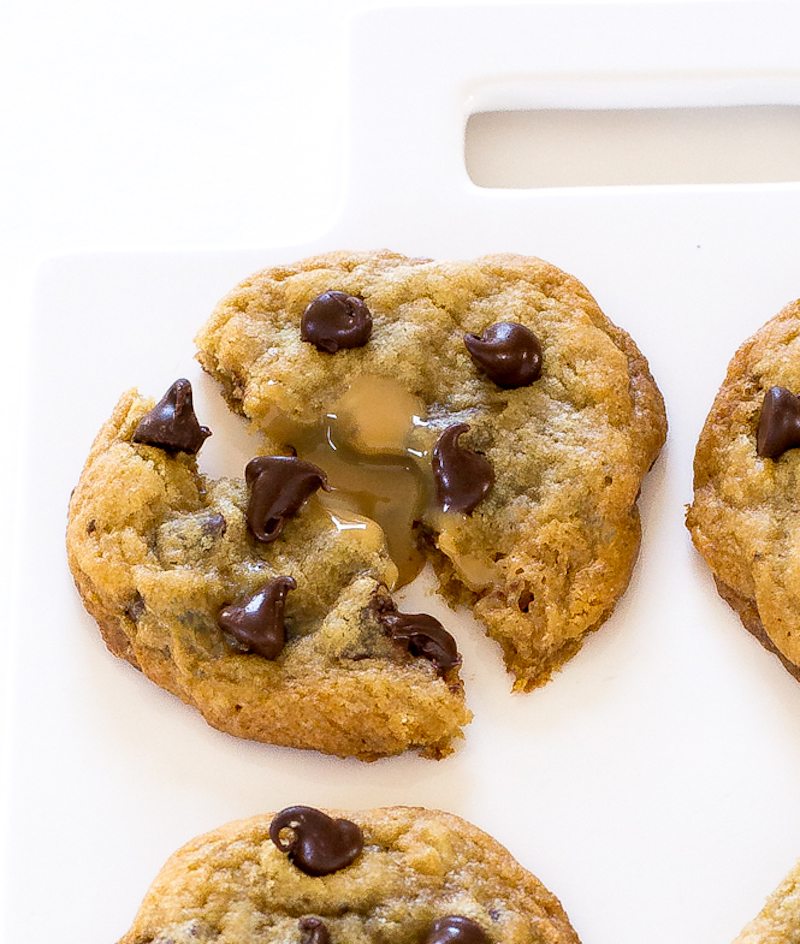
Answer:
[264,375,498,591]
[312,438,428,587]
[334,376,426,455]
[264,376,432,587]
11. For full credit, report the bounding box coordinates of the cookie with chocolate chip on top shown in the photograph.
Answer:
[687,299,800,681]
[117,806,580,944]
[66,382,470,760]
[196,250,666,689]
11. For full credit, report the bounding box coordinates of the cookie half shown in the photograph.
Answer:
[118,806,580,944]
[66,388,470,759]
[733,858,800,943]
[196,250,666,690]
[687,300,800,678]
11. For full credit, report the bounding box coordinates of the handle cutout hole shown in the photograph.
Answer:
[465,106,800,187]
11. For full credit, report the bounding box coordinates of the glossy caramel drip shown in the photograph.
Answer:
[334,375,425,454]
[264,376,432,587]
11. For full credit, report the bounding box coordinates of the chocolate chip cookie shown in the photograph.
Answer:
[66,385,470,760]
[118,805,580,944]
[196,250,666,689]
[733,858,800,943]
[687,300,800,679]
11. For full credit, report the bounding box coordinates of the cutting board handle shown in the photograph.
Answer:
[342,2,800,214]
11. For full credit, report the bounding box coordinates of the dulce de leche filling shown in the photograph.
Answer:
[262,375,497,590]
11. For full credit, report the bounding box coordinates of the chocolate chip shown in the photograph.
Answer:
[464,322,542,388]
[301,291,373,353]
[218,576,296,659]
[757,386,800,459]
[132,379,211,455]
[86,519,96,534]
[424,916,489,944]
[431,424,494,514]
[299,918,331,944]
[269,806,363,877]
[379,609,461,675]
[245,456,328,542]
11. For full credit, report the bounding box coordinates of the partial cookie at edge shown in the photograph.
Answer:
[733,858,800,944]
[687,299,800,677]
[118,806,581,944]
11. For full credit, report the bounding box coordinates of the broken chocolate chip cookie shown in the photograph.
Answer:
[66,383,470,759]
[196,250,666,689]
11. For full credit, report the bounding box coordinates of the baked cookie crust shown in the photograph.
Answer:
[687,300,800,675]
[118,806,581,944]
[196,250,666,690]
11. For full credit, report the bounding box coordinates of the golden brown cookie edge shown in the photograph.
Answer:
[687,299,800,681]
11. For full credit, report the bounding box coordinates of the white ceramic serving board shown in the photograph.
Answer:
[7,3,800,942]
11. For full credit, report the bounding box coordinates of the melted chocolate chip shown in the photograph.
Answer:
[464,322,542,388]
[218,576,296,659]
[431,424,494,514]
[245,456,328,542]
[424,916,489,944]
[301,291,373,353]
[379,610,461,675]
[269,806,363,877]
[132,379,211,455]
[757,385,800,459]
[299,917,331,944]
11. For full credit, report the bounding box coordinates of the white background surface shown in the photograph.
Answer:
[4,1,800,942]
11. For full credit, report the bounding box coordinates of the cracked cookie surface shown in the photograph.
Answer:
[66,390,470,760]
[118,807,580,944]
[196,250,666,689]
[687,300,800,677]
